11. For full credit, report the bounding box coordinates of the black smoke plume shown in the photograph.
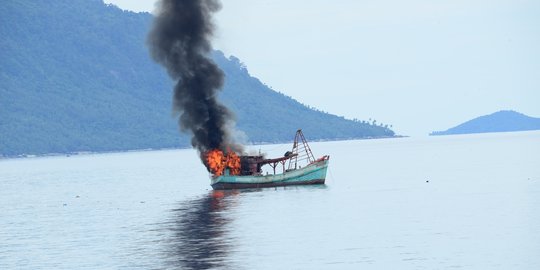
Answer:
[147,0,241,160]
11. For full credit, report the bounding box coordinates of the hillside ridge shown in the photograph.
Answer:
[430,110,540,136]
[0,0,394,157]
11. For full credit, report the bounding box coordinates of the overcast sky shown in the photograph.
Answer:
[105,0,539,136]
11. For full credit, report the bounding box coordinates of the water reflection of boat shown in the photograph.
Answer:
[161,191,238,270]
[211,130,330,190]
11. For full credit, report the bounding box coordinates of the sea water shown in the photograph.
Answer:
[1,131,539,269]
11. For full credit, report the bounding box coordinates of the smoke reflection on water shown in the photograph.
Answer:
[159,190,240,270]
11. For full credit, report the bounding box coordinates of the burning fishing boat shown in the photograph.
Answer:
[205,130,330,190]
[148,2,328,190]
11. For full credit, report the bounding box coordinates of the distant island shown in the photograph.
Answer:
[430,110,540,136]
[0,0,394,157]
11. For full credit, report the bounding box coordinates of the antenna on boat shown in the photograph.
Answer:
[288,129,315,170]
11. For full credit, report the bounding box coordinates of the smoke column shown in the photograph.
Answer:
[147,0,241,161]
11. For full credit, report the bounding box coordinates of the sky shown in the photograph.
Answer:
[104,0,540,136]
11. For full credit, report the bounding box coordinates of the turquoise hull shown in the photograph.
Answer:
[211,159,329,190]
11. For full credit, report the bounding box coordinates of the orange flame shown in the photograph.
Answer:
[205,149,225,176]
[205,149,241,176]
[226,151,241,175]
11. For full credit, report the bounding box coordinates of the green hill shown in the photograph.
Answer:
[430,110,540,136]
[0,0,394,157]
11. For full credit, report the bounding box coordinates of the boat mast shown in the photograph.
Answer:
[288,129,315,170]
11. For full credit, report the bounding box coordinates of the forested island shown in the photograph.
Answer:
[0,0,394,157]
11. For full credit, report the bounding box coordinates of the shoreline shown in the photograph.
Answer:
[0,135,405,160]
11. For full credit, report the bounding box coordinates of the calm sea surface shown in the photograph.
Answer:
[1,131,539,269]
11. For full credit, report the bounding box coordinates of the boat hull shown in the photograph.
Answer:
[211,159,329,190]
